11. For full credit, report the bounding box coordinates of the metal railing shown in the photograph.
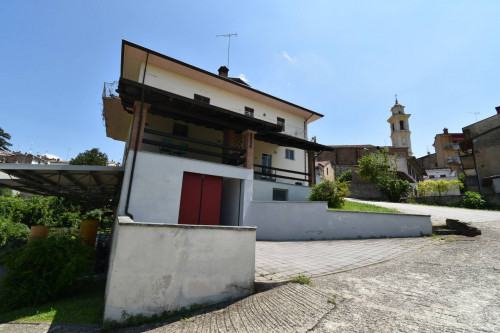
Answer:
[142,128,246,166]
[253,164,309,183]
[444,143,460,150]
[446,156,461,164]
[103,81,119,98]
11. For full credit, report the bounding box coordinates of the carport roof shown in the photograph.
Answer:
[0,164,124,205]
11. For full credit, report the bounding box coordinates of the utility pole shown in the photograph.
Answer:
[216,33,237,68]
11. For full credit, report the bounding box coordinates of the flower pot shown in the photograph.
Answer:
[79,218,99,247]
[28,225,49,243]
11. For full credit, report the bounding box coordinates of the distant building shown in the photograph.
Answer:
[460,107,500,205]
[433,128,464,172]
[315,160,334,183]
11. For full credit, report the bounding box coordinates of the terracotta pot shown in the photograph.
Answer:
[28,225,49,243]
[79,218,99,247]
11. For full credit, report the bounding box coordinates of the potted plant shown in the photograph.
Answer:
[79,209,102,247]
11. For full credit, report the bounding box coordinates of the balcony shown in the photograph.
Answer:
[254,164,310,184]
[142,128,246,166]
[444,143,461,150]
[446,157,461,164]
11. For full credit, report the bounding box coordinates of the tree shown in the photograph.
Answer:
[69,148,108,166]
[0,127,12,151]
[358,149,411,202]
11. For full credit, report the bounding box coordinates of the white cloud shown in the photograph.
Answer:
[238,74,248,83]
[282,51,297,63]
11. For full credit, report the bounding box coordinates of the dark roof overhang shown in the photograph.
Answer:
[255,131,333,152]
[0,165,124,205]
[118,78,281,134]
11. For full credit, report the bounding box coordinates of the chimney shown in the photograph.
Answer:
[495,106,500,114]
[218,66,229,78]
[443,128,448,134]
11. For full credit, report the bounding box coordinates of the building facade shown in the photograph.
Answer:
[387,99,412,156]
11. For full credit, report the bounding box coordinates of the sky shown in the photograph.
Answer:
[1,0,499,162]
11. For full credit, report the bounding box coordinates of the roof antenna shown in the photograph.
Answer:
[216,33,237,67]
[469,111,479,121]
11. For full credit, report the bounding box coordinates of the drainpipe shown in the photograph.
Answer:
[125,52,149,220]
[304,113,314,181]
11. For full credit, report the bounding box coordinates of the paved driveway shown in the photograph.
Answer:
[254,237,433,282]
[349,198,500,225]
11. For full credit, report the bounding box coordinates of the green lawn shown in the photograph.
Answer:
[329,200,400,213]
[0,280,105,324]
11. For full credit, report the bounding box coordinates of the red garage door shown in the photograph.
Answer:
[178,172,222,225]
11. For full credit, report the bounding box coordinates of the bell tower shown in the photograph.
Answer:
[387,96,412,156]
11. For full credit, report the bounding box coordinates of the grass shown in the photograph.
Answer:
[0,280,105,324]
[290,274,312,285]
[329,201,400,213]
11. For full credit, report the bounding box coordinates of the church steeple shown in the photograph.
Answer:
[387,97,412,156]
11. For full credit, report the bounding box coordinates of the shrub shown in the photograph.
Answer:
[380,178,412,202]
[0,217,30,248]
[337,169,352,183]
[309,178,350,208]
[457,191,486,209]
[0,236,95,310]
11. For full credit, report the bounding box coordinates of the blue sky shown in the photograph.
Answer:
[1,0,499,162]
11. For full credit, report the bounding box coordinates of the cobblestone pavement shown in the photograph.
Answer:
[254,237,432,282]
[349,198,500,225]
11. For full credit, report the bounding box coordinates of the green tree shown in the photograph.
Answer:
[69,148,108,166]
[358,149,411,202]
[0,127,12,151]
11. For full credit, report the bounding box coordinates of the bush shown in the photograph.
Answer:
[0,236,95,310]
[309,178,350,208]
[337,169,352,183]
[457,191,486,209]
[0,217,30,248]
[380,178,412,202]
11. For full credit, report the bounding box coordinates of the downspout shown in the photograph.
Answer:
[304,113,314,181]
[125,52,149,220]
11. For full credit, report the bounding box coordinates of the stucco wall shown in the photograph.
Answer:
[243,201,432,240]
[104,218,256,322]
[118,151,254,224]
[141,64,307,136]
[252,179,311,201]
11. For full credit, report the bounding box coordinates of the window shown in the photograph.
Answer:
[392,123,395,132]
[273,188,288,201]
[277,117,285,130]
[194,94,210,104]
[440,174,446,178]
[429,175,435,179]
[285,149,295,160]
[400,120,405,130]
[173,123,188,137]
[244,107,254,117]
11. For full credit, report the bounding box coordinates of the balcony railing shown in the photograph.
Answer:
[103,81,119,98]
[254,164,309,183]
[446,156,461,164]
[142,128,246,166]
[444,143,461,150]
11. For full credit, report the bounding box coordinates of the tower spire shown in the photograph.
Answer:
[395,94,398,105]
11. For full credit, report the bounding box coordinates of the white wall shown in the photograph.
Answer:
[118,151,253,224]
[253,140,307,182]
[142,64,307,138]
[252,179,311,201]
[243,201,432,240]
[104,217,256,322]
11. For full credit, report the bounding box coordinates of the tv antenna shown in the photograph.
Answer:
[469,112,480,121]
[216,33,237,68]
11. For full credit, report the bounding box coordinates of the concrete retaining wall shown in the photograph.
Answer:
[244,201,432,241]
[104,217,256,322]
